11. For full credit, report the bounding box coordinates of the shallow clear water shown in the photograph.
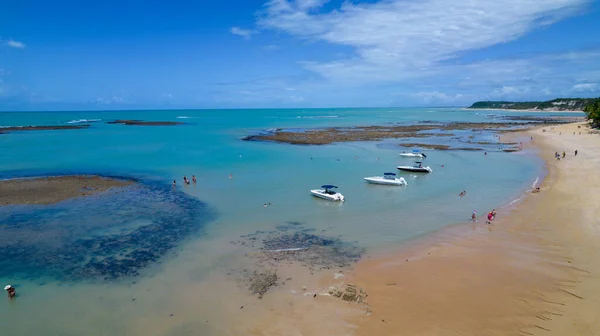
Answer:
[0,108,576,335]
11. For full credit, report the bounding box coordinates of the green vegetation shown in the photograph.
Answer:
[469,98,596,111]
[583,98,600,127]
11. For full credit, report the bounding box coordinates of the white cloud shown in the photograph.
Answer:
[4,39,26,48]
[94,96,128,104]
[411,91,467,103]
[230,26,254,39]
[571,83,598,92]
[259,0,590,83]
[263,44,280,51]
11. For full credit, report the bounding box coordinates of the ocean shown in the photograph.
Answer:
[0,108,576,335]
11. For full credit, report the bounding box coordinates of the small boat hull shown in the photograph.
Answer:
[364,177,407,186]
[397,166,432,173]
[399,153,425,158]
[310,189,345,201]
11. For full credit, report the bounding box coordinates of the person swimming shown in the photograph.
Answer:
[183,176,190,185]
[5,285,16,298]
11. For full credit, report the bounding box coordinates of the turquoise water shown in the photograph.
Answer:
[0,108,575,335]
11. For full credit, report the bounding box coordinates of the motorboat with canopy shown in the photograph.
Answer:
[397,161,432,173]
[310,185,345,201]
[399,149,427,158]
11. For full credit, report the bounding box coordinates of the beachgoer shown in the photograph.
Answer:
[575,150,578,156]
[263,203,267,208]
[471,210,477,222]
[5,285,15,298]
[484,152,487,156]
[172,180,176,187]
[491,209,497,219]
[229,174,233,179]
[192,175,197,183]
[486,212,493,224]
[533,187,541,193]
[562,151,566,158]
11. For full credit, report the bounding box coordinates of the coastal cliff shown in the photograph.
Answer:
[468,98,594,111]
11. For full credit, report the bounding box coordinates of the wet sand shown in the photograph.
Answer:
[349,122,600,335]
[0,175,133,205]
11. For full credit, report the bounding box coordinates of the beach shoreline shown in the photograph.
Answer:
[242,121,600,335]
[343,121,600,335]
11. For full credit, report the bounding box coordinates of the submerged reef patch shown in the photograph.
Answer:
[0,176,215,281]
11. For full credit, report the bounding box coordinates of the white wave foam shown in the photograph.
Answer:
[531,176,539,189]
[67,119,101,124]
[176,116,194,119]
[296,115,340,119]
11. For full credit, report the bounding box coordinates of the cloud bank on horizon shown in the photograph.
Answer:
[1,0,599,110]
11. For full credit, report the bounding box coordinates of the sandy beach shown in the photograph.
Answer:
[346,122,600,335]
[0,175,133,205]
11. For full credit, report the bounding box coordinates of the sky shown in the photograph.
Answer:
[1,0,599,111]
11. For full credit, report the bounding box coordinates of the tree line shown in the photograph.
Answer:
[584,98,600,127]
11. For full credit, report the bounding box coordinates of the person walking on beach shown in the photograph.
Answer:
[4,285,16,299]
[486,212,494,224]
[575,150,578,156]
[562,151,566,158]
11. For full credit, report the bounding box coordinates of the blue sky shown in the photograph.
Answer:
[1,0,599,111]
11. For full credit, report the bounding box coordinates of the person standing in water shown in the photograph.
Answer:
[172,180,176,188]
[471,210,477,222]
[192,175,197,184]
[5,285,16,299]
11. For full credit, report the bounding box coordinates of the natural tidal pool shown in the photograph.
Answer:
[0,176,216,281]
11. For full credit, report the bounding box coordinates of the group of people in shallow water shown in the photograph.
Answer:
[172,175,197,187]
[470,209,496,224]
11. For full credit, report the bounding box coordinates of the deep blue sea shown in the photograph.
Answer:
[0,108,580,335]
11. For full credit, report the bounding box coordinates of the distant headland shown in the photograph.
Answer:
[468,98,594,112]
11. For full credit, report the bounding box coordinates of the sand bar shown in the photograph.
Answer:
[0,175,133,205]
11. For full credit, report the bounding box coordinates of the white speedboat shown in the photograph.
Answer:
[399,149,427,158]
[364,173,407,186]
[310,185,345,201]
[397,162,432,173]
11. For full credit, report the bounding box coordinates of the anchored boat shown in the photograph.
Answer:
[397,162,432,173]
[399,149,427,158]
[310,185,345,201]
[364,172,407,186]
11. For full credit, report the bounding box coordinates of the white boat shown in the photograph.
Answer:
[397,162,432,173]
[364,173,407,186]
[310,185,345,201]
[399,149,427,158]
